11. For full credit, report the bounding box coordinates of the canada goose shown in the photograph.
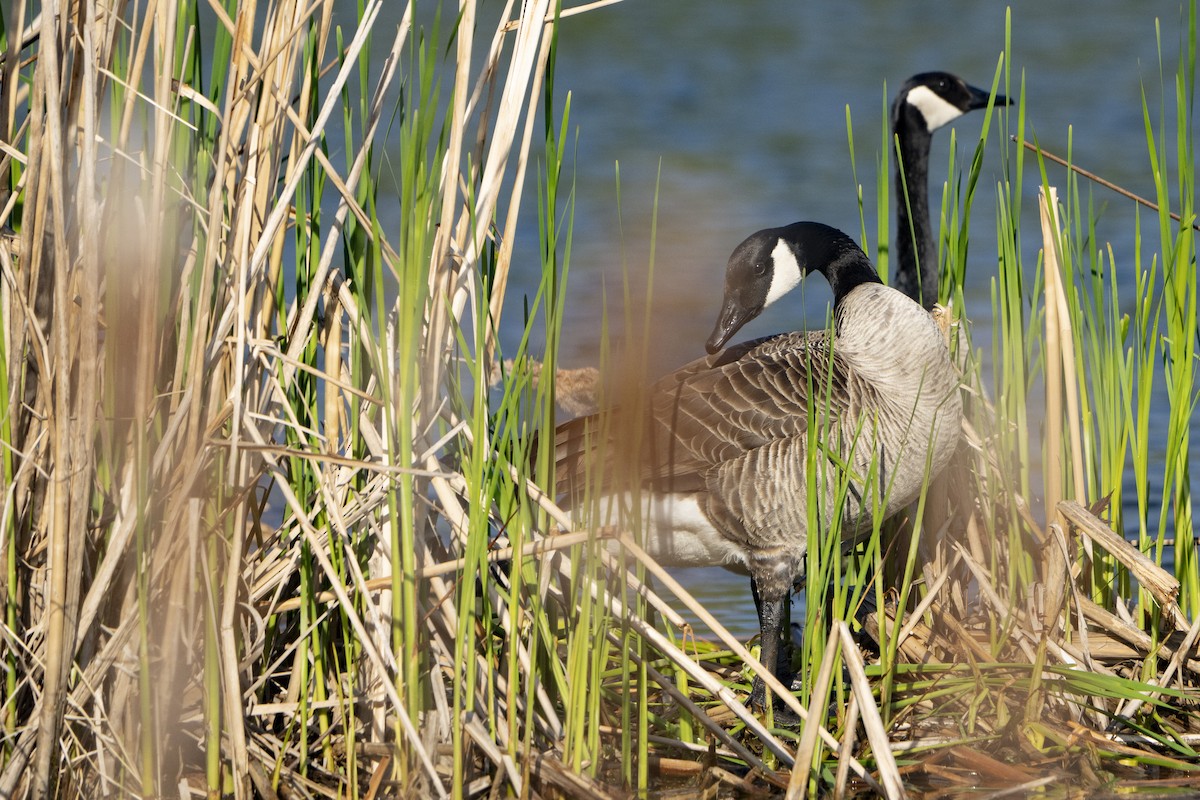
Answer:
[555,222,962,710]
[892,71,1007,310]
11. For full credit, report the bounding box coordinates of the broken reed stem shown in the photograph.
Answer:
[436,0,554,396]
[1076,595,1200,675]
[1058,501,1188,632]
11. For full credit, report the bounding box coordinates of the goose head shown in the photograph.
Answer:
[705,222,882,354]
[893,71,1008,135]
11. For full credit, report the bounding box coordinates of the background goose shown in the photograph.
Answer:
[891,71,1007,309]
[555,221,962,710]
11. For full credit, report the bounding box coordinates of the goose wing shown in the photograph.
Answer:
[554,330,853,498]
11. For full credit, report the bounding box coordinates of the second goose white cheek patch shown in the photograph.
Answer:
[906,85,965,132]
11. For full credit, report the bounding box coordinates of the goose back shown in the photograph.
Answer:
[554,282,961,567]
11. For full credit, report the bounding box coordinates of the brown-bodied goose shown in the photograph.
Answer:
[555,221,962,710]
[892,71,1007,309]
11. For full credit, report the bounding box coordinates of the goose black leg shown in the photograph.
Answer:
[748,566,800,725]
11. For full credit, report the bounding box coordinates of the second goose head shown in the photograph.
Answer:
[893,71,1004,136]
[891,71,1008,309]
[705,221,882,354]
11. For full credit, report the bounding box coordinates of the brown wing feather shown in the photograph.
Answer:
[554,330,853,501]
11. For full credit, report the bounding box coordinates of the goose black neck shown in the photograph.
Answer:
[891,96,937,310]
[777,221,881,308]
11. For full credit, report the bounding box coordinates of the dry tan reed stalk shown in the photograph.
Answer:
[464,713,525,795]
[896,548,960,645]
[837,622,907,800]
[501,0,627,30]
[0,7,29,157]
[526,751,625,800]
[432,0,553,402]
[431,0,477,321]
[487,15,555,368]
[1039,186,1069,634]
[831,694,861,800]
[1042,185,1089,537]
[788,625,843,799]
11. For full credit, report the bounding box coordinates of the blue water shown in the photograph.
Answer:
[527,0,1179,370]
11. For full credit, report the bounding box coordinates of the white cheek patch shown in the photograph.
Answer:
[764,238,803,307]
[906,85,966,132]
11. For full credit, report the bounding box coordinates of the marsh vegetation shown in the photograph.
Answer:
[0,2,1196,797]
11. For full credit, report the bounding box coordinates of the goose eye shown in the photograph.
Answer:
[754,263,767,277]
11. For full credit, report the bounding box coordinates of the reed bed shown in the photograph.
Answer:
[0,1,1197,798]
